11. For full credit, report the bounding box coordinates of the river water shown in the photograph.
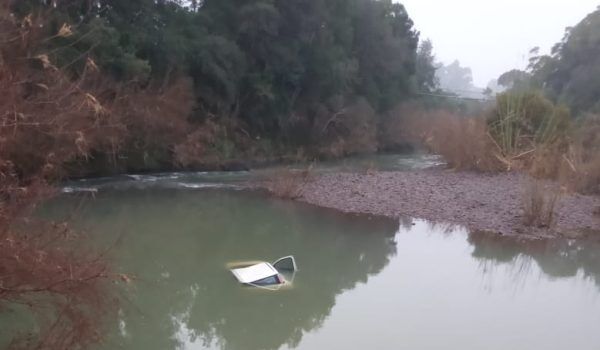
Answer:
[3,154,600,349]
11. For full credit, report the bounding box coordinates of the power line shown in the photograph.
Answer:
[415,91,493,102]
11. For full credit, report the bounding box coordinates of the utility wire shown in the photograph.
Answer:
[414,91,494,102]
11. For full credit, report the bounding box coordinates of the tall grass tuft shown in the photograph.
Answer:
[489,92,524,156]
[557,116,600,194]
[488,91,570,162]
[521,181,560,228]
[385,106,507,172]
[422,113,507,172]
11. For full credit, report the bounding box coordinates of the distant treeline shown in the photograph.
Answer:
[498,6,600,115]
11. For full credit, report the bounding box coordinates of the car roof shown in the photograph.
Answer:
[230,262,278,284]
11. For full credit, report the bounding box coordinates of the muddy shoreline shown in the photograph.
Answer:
[296,168,600,239]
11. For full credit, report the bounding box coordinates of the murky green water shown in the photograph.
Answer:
[3,152,600,349]
[39,189,398,350]
[20,186,600,350]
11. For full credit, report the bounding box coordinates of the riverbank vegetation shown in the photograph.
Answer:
[0,1,431,347]
[373,7,600,233]
[7,0,437,177]
[389,2,600,193]
[2,0,600,347]
[0,8,132,349]
[398,6,600,193]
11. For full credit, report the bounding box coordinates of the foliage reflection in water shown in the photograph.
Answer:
[6,188,600,350]
[41,189,398,350]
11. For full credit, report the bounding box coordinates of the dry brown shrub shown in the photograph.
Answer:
[521,181,560,228]
[0,165,120,350]
[113,78,195,170]
[173,123,218,168]
[0,5,197,176]
[173,119,256,169]
[0,9,126,349]
[389,106,507,172]
[528,144,563,180]
[1,225,117,350]
[0,10,127,180]
[0,9,199,350]
[558,147,600,195]
[425,114,506,172]
[526,116,600,194]
[265,166,313,199]
[315,97,378,158]
[556,117,600,194]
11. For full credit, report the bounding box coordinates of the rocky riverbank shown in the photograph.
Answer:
[297,168,600,239]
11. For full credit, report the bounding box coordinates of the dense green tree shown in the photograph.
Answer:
[12,0,423,156]
[497,69,532,92]
[530,6,600,113]
[415,39,438,92]
[353,0,418,110]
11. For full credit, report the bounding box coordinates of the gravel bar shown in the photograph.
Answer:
[298,168,600,238]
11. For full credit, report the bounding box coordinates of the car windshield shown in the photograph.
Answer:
[251,275,280,286]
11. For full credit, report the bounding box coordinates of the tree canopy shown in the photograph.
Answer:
[14,0,425,151]
[415,39,438,93]
[529,6,600,114]
[436,60,474,94]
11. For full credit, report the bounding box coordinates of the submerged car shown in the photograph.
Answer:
[229,256,297,290]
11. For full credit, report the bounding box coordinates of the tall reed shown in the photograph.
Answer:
[488,92,570,171]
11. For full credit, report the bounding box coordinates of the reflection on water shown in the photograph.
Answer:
[469,231,600,290]
[41,189,398,350]
[2,187,600,350]
[295,221,600,350]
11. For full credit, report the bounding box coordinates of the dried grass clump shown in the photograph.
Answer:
[526,115,600,194]
[571,155,600,194]
[527,144,565,180]
[383,104,507,172]
[384,94,589,182]
[422,113,507,172]
[521,181,560,228]
[266,166,313,199]
[558,117,600,194]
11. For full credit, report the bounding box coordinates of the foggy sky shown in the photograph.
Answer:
[400,0,600,87]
